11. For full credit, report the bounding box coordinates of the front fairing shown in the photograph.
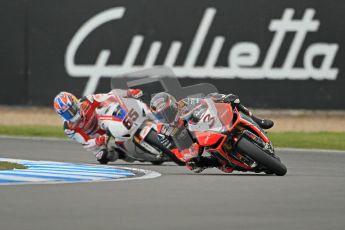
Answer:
[97,97,148,139]
[187,99,233,133]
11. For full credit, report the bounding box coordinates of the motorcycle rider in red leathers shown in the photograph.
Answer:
[150,92,274,173]
[53,89,143,164]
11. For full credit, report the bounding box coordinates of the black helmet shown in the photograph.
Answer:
[150,92,178,123]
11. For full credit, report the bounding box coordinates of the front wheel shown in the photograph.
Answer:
[145,130,185,166]
[236,137,287,176]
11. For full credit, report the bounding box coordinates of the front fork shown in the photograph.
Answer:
[230,128,276,170]
[209,129,270,171]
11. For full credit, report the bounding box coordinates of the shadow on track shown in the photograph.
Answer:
[166,173,274,176]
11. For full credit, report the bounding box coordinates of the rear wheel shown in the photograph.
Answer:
[145,130,185,166]
[236,137,287,176]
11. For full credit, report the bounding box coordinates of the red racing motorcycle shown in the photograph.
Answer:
[172,98,287,176]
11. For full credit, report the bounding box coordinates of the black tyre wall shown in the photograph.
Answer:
[237,137,287,176]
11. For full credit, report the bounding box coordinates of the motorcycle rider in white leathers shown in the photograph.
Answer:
[53,89,143,164]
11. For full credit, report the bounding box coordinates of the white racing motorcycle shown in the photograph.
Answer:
[96,94,184,165]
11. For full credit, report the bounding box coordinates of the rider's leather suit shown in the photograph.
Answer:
[63,89,142,163]
[162,92,273,173]
[162,93,237,173]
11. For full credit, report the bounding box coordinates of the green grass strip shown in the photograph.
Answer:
[0,162,27,170]
[0,125,66,139]
[268,132,345,150]
[0,125,344,150]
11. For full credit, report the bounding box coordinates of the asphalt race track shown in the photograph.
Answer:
[0,137,345,230]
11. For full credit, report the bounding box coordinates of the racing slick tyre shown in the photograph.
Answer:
[145,130,185,166]
[237,137,287,176]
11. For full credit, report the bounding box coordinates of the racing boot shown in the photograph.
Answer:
[223,94,274,129]
[251,115,274,130]
[96,149,116,164]
[97,148,132,164]
[236,104,274,130]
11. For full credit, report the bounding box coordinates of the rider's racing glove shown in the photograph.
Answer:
[128,89,143,98]
[223,94,240,105]
[83,135,108,152]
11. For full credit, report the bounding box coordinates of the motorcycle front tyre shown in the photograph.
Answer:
[237,137,287,176]
[144,130,185,166]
